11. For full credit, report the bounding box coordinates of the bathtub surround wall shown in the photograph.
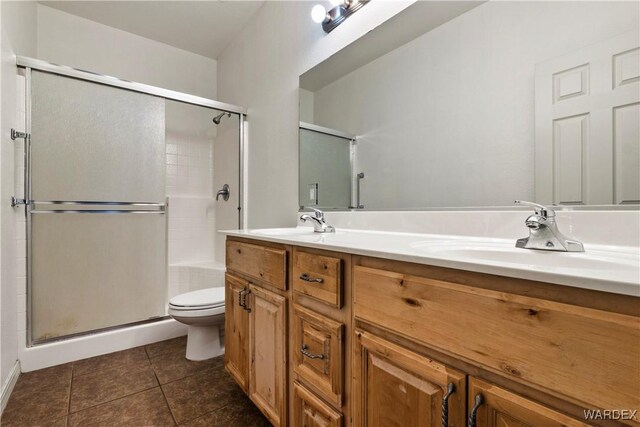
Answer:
[165,100,218,295]
[0,0,37,411]
[217,1,416,228]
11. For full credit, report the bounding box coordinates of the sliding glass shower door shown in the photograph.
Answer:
[29,70,167,342]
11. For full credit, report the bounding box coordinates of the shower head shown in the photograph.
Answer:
[212,112,231,125]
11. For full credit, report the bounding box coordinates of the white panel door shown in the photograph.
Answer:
[535,30,640,205]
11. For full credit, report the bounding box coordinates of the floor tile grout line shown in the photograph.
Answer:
[68,386,164,418]
[156,371,179,426]
[154,363,220,387]
[67,364,74,416]
[67,367,160,416]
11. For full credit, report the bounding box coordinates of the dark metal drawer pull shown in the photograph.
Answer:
[441,383,455,427]
[300,344,325,360]
[299,274,324,283]
[468,393,484,427]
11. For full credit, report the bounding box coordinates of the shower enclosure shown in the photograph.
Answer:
[14,57,245,346]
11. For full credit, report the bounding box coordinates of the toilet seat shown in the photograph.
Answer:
[169,287,225,311]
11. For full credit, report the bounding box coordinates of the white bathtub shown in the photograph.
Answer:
[19,261,226,372]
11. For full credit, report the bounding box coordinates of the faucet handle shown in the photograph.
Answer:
[306,207,325,220]
[515,200,555,218]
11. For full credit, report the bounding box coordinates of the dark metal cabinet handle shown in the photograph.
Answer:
[442,383,455,427]
[300,344,325,360]
[299,273,324,283]
[238,289,246,308]
[241,287,251,312]
[468,393,484,427]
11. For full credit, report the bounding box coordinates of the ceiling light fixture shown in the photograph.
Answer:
[311,0,370,33]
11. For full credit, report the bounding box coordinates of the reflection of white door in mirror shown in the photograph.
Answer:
[535,30,639,206]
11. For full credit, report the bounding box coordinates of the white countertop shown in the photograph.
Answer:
[221,227,640,297]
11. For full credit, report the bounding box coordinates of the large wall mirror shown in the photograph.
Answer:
[298,1,640,210]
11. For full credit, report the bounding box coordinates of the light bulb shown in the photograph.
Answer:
[311,4,327,23]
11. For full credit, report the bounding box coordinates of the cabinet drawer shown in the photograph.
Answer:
[226,240,287,290]
[293,382,342,427]
[353,265,640,415]
[293,249,342,307]
[293,305,344,408]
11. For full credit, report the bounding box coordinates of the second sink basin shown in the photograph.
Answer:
[410,240,639,273]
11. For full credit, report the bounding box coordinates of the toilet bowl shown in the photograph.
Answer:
[168,287,225,361]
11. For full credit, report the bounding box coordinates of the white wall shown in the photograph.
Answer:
[216,1,416,228]
[0,0,36,407]
[311,1,639,209]
[37,5,217,99]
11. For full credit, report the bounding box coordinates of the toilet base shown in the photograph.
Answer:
[185,324,225,361]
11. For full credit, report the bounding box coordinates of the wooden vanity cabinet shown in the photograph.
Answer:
[225,239,289,427]
[226,237,640,427]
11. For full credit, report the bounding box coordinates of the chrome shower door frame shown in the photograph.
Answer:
[18,58,247,346]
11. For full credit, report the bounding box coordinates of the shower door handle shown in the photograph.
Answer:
[216,184,230,201]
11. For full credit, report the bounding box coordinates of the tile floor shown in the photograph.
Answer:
[1,336,270,427]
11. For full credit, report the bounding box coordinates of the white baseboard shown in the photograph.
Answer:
[0,361,21,415]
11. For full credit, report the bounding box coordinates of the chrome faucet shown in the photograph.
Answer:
[515,201,584,252]
[300,208,335,233]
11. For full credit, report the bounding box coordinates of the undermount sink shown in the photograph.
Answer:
[249,227,315,236]
[410,240,639,272]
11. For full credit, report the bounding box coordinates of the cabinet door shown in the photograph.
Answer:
[224,274,250,392]
[468,377,590,427]
[249,284,287,426]
[353,330,466,427]
[293,381,343,427]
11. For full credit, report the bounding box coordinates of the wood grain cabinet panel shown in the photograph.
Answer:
[353,329,467,427]
[293,304,344,408]
[293,249,342,307]
[352,266,640,414]
[293,382,343,427]
[227,240,287,290]
[224,273,250,392]
[468,377,591,427]
[249,284,287,427]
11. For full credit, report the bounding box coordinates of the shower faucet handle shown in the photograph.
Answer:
[216,184,230,201]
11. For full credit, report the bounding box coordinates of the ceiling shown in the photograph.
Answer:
[39,1,265,59]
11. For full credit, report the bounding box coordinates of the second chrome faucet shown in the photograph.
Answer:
[300,208,335,233]
[515,200,584,252]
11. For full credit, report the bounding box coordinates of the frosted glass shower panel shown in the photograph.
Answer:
[31,213,167,341]
[31,71,165,202]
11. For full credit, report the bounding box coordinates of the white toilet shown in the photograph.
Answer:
[168,287,225,361]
